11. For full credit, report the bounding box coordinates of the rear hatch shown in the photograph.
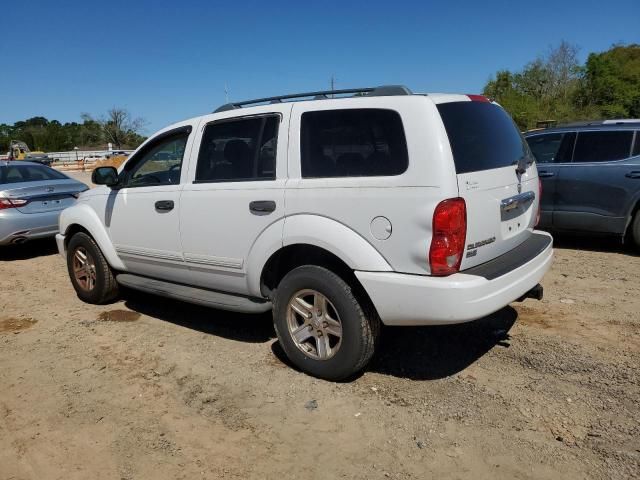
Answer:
[436,98,539,269]
[2,180,86,214]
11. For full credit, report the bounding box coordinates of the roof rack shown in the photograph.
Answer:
[214,85,413,113]
[558,119,640,127]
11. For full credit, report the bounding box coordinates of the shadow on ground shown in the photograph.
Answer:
[0,238,59,261]
[121,289,275,344]
[120,286,517,381]
[548,231,638,256]
[271,307,518,381]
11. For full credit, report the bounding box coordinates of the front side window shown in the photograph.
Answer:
[126,133,189,187]
[526,132,576,163]
[195,115,279,183]
[573,131,634,163]
[300,109,408,178]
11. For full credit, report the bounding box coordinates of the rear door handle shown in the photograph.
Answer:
[155,200,174,211]
[538,171,555,178]
[625,171,640,179]
[249,200,276,215]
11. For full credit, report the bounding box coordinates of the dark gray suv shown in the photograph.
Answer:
[525,121,640,248]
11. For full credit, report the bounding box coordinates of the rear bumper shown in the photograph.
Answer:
[0,210,61,246]
[356,231,553,326]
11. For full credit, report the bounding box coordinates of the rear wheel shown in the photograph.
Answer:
[67,232,118,304]
[273,265,380,381]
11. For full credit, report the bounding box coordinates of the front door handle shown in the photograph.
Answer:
[155,200,174,211]
[538,171,555,178]
[625,171,640,179]
[249,200,276,215]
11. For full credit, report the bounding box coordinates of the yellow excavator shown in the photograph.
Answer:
[8,140,52,165]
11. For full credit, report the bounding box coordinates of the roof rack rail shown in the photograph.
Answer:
[558,119,640,127]
[213,85,412,113]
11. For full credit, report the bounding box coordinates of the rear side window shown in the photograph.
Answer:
[437,101,532,174]
[195,115,279,183]
[0,164,67,184]
[634,132,640,157]
[300,109,408,178]
[527,132,576,163]
[573,131,634,163]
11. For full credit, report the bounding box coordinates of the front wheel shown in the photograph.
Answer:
[67,232,119,304]
[273,266,380,381]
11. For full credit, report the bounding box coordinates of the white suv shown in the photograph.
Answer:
[57,86,553,380]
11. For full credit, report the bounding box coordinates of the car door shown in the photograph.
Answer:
[526,131,576,228]
[106,125,195,281]
[179,106,290,295]
[554,129,637,233]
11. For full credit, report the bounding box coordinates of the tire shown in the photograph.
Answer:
[631,212,640,250]
[67,232,119,304]
[272,265,380,381]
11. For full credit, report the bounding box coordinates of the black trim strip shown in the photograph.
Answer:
[463,232,551,280]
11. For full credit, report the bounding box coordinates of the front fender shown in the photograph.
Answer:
[59,203,126,271]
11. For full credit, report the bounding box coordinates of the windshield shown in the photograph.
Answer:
[437,101,533,174]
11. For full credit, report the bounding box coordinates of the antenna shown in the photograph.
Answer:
[330,75,335,98]
[224,83,229,103]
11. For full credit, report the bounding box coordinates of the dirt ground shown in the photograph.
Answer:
[1,233,639,480]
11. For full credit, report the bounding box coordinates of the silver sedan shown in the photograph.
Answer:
[0,161,88,246]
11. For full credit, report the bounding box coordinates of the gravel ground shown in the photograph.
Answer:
[1,234,639,480]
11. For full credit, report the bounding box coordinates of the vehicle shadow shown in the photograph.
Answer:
[547,231,639,256]
[0,238,59,261]
[119,286,517,381]
[367,306,518,380]
[121,289,275,344]
[271,306,518,382]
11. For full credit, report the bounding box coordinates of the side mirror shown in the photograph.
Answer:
[92,166,119,187]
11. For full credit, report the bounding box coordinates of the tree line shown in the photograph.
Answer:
[0,108,147,153]
[484,42,640,130]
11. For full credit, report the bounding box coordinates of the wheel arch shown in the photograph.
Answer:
[60,204,126,271]
[246,214,392,297]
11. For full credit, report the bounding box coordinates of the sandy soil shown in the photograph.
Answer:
[1,234,639,480]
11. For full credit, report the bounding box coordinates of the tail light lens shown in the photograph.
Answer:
[535,179,542,226]
[429,198,467,276]
[0,198,28,210]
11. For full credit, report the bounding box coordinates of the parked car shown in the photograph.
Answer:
[0,161,88,245]
[57,86,553,380]
[524,121,640,247]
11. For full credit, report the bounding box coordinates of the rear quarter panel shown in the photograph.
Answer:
[285,96,458,275]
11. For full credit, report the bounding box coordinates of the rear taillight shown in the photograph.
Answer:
[429,198,467,276]
[535,179,542,226]
[0,198,28,210]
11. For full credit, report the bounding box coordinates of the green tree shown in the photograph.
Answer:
[578,44,640,118]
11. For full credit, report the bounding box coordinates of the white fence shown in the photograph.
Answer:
[0,149,135,165]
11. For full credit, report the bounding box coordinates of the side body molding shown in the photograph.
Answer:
[59,203,127,271]
[246,214,393,297]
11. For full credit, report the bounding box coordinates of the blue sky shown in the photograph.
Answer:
[1,0,639,134]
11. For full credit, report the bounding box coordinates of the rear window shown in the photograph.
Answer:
[0,164,67,184]
[437,101,532,174]
[573,131,634,162]
[300,109,408,178]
